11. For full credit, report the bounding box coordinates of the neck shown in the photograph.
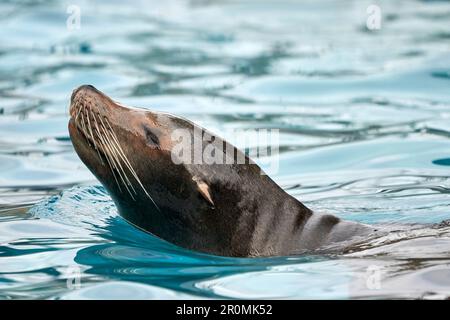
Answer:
[242,192,314,257]
[219,174,374,257]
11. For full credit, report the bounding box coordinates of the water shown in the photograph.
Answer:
[1,0,450,299]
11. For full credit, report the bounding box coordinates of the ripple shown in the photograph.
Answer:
[195,261,353,299]
[59,281,197,300]
[1,0,450,300]
[227,65,450,104]
[432,158,450,166]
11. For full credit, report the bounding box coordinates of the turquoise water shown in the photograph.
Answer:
[1,0,450,299]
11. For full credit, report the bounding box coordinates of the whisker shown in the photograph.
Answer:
[103,145,123,194]
[80,110,89,145]
[92,117,123,193]
[103,117,160,211]
[106,135,137,194]
[97,117,135,193]
[86,109,97,150]
[94,113,136,199]
[73,100,158,208]
[99,122,136,200]
[91,114,104,165]
[75,102,82,121]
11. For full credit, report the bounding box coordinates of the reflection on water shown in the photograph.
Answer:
[1,0,450,299]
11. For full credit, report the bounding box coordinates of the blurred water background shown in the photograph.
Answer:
[1,0,450,299]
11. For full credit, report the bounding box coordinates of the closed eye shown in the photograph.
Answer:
[143,125,160,146]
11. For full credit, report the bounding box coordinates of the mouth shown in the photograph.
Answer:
[69,98,138,200]
[69,87,128,193]
[70,93,106,159]
[69,85,123,166]
[68,85,160,208]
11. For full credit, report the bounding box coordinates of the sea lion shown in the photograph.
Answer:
[68,85,376,257]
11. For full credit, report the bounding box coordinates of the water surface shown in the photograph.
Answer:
[1,0,450,299]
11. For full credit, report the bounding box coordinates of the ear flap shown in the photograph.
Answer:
[192,176,214,207]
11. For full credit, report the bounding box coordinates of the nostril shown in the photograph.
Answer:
[70,88,79,104]
[71,85,98,103]
[80,84,96,92]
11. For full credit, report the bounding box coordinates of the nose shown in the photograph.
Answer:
[71,84,98,103]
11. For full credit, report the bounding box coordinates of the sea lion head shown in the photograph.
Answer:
[69,85,309,257]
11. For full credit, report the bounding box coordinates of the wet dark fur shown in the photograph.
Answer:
[68,85,376,257]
